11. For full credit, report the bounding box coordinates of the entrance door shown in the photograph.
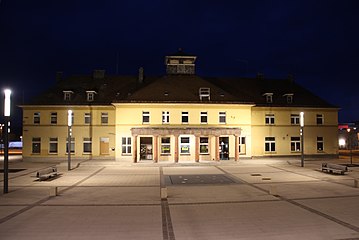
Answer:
[219,137,229,160]
[140,137,153,160]
[100,137,109,155]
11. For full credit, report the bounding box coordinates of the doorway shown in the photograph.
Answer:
[140,137,153,160]
[219,137,229,160]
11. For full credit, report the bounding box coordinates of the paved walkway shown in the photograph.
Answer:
[0,157,359,239]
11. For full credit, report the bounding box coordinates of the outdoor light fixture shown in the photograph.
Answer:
[67,110,72,171]
[300,112,304,167]
[3,89,11,194]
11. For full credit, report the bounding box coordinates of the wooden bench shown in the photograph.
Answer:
[36,167,59,181]
[321,163,348,175]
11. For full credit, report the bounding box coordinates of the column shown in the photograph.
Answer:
[153,135,158,163]
[215,136,220,161]
[133,135,137,163]
[235,135,239,161]
[195,135,200,162]
[174,135,179,163]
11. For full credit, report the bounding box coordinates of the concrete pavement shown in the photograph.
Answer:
[0,157,359,239]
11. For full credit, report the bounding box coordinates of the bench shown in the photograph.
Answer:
[36,167,59,181]
[321,163,348,175]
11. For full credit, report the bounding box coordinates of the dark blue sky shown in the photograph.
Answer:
[0,0,359,130]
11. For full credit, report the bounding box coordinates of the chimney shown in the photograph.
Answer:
[138,67,144,83]
[56,71,63,82]
[93,69,106,79]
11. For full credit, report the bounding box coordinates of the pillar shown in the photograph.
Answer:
[133,135,137,163]
[235,135,239,161]
[174,135,179,163]
[195,136,200,162]
[153,135,158,163]
[215,136,220,161]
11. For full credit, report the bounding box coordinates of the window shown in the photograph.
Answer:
[239,137,246,154]
[49,137,58,154]
[263,93,273,103]
[162,111,170,124]
[284,94,293,103]
[199,87,210,101]
[265,137,275,152]
[142,111,150,124]
[83,137,92,153]
[316,114,323,125]
[101,112,108,124]
[290,137,301,152]
[121,137,131,154]
[200,112,208,124]
[291,114,300,125]
[84,113,91,124]
[317,137,324,151]
[66,137,75,153]
[161,137,171,154]
[50,112,57,124]
[63,91,73,101]
[181,112,189,124]
[200,137,209,154]
[219,112,226,124]
[32,137,41,154]
[86,91,96,102]
[180,137,190,154]
[265,114,275,125]
[34,112,40,124]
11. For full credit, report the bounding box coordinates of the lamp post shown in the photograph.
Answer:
[3,89,11,194]
[67,110,72,171]
[347,128,353,165]
[300,112,304,167]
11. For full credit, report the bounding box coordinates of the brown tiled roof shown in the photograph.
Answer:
[25,73,337,108]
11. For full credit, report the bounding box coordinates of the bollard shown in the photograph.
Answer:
[49,186,58,197]
[354,179,359,188]
[161,187,168,199]
[269,185,278,196]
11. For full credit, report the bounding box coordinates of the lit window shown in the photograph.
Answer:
[161,137,171,154]
[122,137,131,154]
[50,112,57,124]
[101,112,108,124]
[219,112,226,124]
[317,137,324,151]
[290,137,301,152]
[265,114,275,125]
[34,112,40,124]
[142,111,150,124]
[32,137,41,154]
[200,112,207,124]
[180,137,190,154]
[49,137,58,154]
[200,137,209,154]
[265,137,275,152]
[83,137,92,153]
[162,111,170,124]
[182,112,189,124]
[291,114,300,125]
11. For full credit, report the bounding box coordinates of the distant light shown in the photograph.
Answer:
[300,112,304,127]
[339,138,346,147]
[68,110,72,126]
[4,89,11,117]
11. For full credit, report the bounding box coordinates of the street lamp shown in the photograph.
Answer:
[67,110,72,171]
[300,112,304,167]
[347,128,353,165]
[3,89,11,193]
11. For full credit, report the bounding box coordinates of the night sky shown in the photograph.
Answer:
[0,0,359,133]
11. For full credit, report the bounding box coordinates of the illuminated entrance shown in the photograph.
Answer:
[140,137,153,160]
[219,137,229,160]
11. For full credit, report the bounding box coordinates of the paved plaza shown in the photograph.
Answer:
[0,156,359,239]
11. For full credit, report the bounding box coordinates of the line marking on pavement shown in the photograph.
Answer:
[216,165,359,233]
[0,166,105,225]
[160,167,176,240]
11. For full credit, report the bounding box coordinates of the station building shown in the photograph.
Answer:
[20,50,339,162]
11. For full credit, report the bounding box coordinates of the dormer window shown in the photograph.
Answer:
[86,91,97,102]
[199,87,210,101]
[63,91,73,101]
[263,93,273,103]
[283,93,294,104]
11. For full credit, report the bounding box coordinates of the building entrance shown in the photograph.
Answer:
[140,137,153,160]
[219,137,229,160]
